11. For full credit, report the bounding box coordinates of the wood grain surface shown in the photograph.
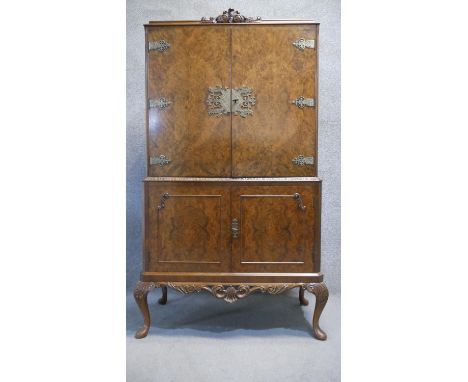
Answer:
[231,25,317,176]
[146,24,318,177]
[140,272,324,283]
[231,183,319,272]
[144,180,321,275]
[136,20,327,340]
[147,26,232,177]
[145,182,231,272]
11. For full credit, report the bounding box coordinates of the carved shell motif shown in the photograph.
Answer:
[211,285,251,303]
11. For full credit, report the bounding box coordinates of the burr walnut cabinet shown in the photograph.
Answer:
[134,9,329,340]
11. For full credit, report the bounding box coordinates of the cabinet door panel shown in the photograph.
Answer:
[231,25,318,177]
[146,26,231,177]
[232,184,320,272]
[145,183,231,272]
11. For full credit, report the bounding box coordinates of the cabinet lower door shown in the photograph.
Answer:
[231,184,320,273]
[145,182,231,272]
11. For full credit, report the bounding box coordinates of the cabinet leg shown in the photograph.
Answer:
[299,287,309,305]
[306,283,329,340]
[134,281,157,339]
[158,286,168,305]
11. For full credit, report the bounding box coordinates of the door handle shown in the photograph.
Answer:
[231,218,239,238]
[293,193,307,211]
[157,193,170,210]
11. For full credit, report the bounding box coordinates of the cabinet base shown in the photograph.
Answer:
[133,281,329,340]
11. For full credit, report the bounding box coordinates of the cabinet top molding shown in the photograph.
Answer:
[146,16,318,27]
[201,8,261,23]
[144,177,321,183]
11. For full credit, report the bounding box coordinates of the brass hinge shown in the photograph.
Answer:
[149,97,172,109]
[292,155,314,167]
[292,38,315,50]
[150,155,171,167]
[291,96,315,108]
[148,40,170,52]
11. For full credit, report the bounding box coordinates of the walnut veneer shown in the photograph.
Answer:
[134,10,328,340]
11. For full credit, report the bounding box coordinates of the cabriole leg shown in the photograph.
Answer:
[134,281,157,339]
[299,287,309,305]
[305,282,329,340]
[158,286,168,305]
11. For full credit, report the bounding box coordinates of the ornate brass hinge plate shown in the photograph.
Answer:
[292,155,314,166]
[292,38,315,50]
[148,40,170,52]
[207,86,256,118]
[149,97,172,109]
[291,96,315,108]
[150,155,171,167]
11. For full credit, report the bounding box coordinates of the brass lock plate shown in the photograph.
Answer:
[207,86,256,118]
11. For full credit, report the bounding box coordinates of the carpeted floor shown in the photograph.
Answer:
[127,289,340,382]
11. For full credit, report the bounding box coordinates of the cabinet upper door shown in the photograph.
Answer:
[146,26,232,177]
[231,25,318,177]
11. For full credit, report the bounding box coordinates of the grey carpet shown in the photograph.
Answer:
[127,289,340,382]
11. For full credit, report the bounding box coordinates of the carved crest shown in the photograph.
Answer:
[201,8,261,23]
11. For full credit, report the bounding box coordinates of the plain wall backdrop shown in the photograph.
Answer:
[126,0,341,293]
[3,1,468,381]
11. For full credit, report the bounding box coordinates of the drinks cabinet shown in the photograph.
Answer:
[134,9,329,340]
